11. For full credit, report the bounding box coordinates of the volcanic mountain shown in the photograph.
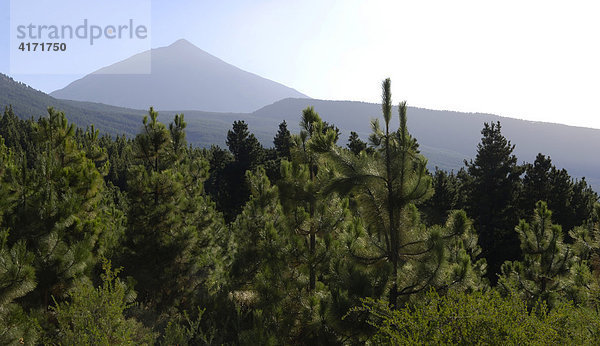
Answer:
[50,39,308,112]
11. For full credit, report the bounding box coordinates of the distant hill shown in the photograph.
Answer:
[50,39,308,113]
[249,98,600,188]
[2,73,599,189]
[0,73,243,141]
[0,73,144,135]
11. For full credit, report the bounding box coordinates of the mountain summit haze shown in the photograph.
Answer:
[50,39,309,112]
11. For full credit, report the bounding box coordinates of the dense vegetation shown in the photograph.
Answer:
[1,79,599,344]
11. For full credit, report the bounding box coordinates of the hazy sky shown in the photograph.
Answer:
[2,0,599,129]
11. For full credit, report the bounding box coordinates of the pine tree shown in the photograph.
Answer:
[570,202,600,304]
[569,178,598,232]
[0,230,38,344]
[347,131,367,155]
[321,121,340,144]
[273,120,292,160]
[421,168,461,226]
[102,134,133,190]
[6,108,107,309]
[0,138,39,344]
[228,167,298,342]
[169,113,187,163]
[0,137,16,222]
[253,121,294,185]
[123,108,225,313]
[465,121,523,283]
[547,167,573,228]
[221,120,265,221]
[322,79,486,307]
[521,154,554,212]
[52,259,154,344]
[279,106,341,293]
[270,108,354,341]
[499,201,589,307]
[520,154,574,230]
[203,145,234,214]
[570,203,600,266]
[0,106,24,152]
[78,125,109,176]
[226,120,263,167]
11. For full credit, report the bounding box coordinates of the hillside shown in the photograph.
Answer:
[0,73,245,141]
[250,98,600,187]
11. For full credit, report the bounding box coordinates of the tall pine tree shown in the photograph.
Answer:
[273,120,292,160]
[220,120,265,221]
[321,79,485,307]
[6,108,107,310]
[123,108,225,313]
[465,121,523,283]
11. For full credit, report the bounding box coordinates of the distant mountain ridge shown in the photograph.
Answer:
[2,73,600,190]
[250,98,600,189]
[0,73,146,134]
[50,39,308,113]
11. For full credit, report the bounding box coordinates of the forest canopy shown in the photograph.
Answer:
[0,79,599,344]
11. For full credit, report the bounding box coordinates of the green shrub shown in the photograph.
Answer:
[52,259,155,345]
[353,289,600,345]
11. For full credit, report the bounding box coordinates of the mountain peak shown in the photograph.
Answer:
[168,38,197,49]
[50,40,309,112]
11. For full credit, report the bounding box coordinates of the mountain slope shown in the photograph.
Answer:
[3,74,599,189]
[251,98,600,188]
[50,39,308,113]
[0,73,145,135]
[0,73,245,140]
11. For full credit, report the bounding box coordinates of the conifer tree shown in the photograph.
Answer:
[322,79,485,307]
[321,121,341,144]
[570,203,600,267]
[53,259,154,344]
[203,145,234,214]
[0,138,39,344]
[570,202,600,304]
[273,120,292,160]
[569,178,598,232]
[421,169,461,226]
[230,168,288,292]
[227,121,263,166]
[499,201,589,307]
[228,167,298,341]
[268,108,354,341]
[123,108,225,313]
[102,134,133,190]
[78,125,109,175]
[221,120,265,221]
[347,131,367,155]
[521,154,554,209]
[0,106,25,152]
[0,137,15,223]
[520,154,575,229]
[6,108,107,309]
[252,120,293,184]
[225,162,352,343]
[465,121,523,283]
[279,106,341,293]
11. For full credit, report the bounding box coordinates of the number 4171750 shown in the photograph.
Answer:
[18,42,67,52]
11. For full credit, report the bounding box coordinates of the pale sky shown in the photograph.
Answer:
[2,0,599,129]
